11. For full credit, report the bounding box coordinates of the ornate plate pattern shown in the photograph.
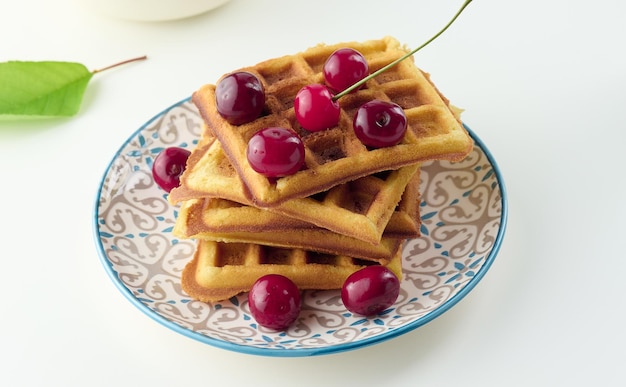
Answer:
[93,98,507,357]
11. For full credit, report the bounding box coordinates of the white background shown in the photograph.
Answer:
[1,0,625,385]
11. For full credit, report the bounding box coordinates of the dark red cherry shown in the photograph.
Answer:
[353,100,407,148]
[247,127,305,177]
[294,84,341,132]
[323,48,369,93]
[151,147,191,193]
[248,274,301,330]
[215,71,265,125]
[341,266,400,316]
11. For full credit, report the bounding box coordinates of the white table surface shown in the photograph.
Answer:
[2,0,625,385]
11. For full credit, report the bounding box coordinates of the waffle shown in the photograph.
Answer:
[172,189,416,264]
[181,239,403,303]
[170,134,421,243]
[188,36,472,206]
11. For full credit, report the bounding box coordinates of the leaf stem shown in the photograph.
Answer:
[332,0,473,101]
[92,55,148,74]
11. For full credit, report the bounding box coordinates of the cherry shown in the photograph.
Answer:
[246,127,305,177]
[323,48,369,94]
[294,84,340,132]
[248,274,301,330]
[151,147,191,193]
[341,266,400,316]
[215,71,265,125]
[353,100,407,148]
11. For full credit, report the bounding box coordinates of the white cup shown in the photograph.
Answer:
[79,0,232,21]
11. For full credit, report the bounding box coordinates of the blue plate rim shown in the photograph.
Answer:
[92,97,508,357]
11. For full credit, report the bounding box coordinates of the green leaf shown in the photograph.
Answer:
[0,61,93,117]
[0,56,146,119]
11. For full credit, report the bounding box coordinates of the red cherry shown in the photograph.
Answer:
[353,100,407,148]
[248,274,301,330]
[294,84,340,132]
[215,71,265,125]
[246,127,305,177]
[151,147,191,193]
[323,48,369,93]
[341,266,400,316]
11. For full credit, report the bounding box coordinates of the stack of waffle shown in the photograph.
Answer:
[168,36,472,303]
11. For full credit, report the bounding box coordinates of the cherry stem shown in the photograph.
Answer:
[92,55,148,74]
[332,0,473,101]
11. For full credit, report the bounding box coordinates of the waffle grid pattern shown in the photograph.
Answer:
[182,240,402,303]
[190,36,471,206]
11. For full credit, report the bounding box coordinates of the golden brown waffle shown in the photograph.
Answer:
[189,36,472,206]
[182,239,403,303]
[173,196,411,264]
[170,135,421,244]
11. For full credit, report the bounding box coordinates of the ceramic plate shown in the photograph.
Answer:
[93,98,507,357]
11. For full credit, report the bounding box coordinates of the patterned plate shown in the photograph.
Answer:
[93,98,507,357]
